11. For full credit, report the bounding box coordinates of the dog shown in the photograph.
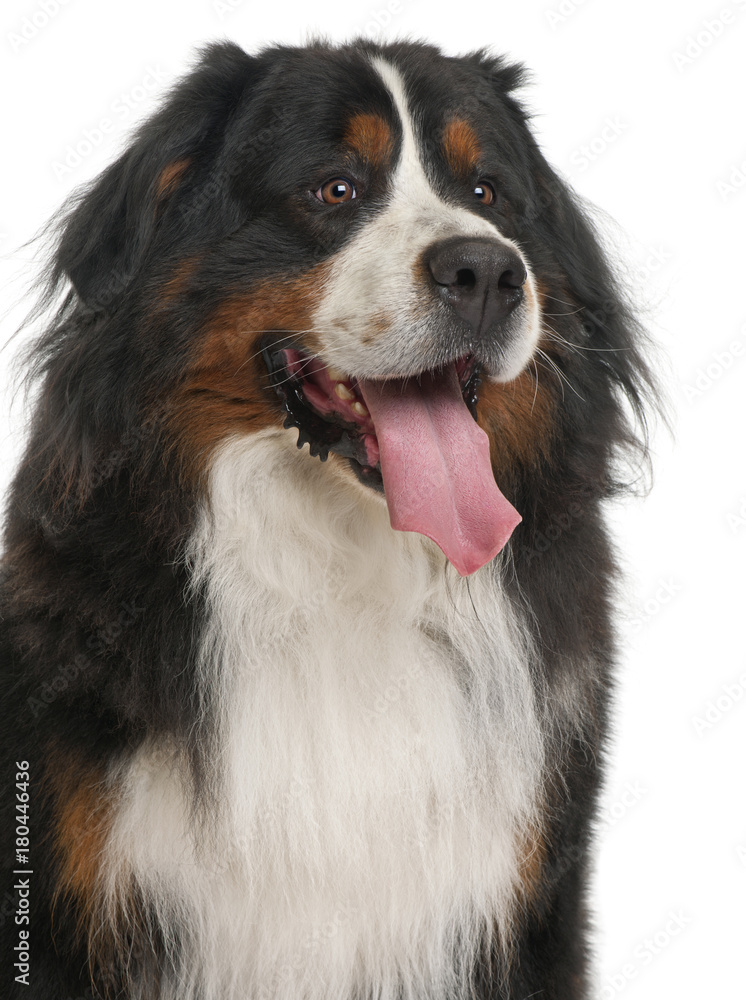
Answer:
[0,38,653,1000]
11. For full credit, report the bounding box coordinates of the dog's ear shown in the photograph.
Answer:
[55,42,254,311]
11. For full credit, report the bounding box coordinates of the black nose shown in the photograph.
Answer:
[426,237,527,335]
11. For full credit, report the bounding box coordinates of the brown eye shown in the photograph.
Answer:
[316,178,356,204]
[474,180,496,205]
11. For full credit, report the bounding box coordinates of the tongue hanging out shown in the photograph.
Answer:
[358,365,521,576]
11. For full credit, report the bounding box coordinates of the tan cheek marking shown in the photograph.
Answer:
[476,279,559,471]
[442,119,481,178]
[344,112,394,168]
[478,364,556,474]
[165,264,331,482]
[159,256,201,305]
[477,347,558,472]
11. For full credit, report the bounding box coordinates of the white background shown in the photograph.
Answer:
[1,0,744,997]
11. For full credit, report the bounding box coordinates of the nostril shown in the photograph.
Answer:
[455,268,476,290]
[497,267,527,291]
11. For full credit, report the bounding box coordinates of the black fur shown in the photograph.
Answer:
[1,39,655,999]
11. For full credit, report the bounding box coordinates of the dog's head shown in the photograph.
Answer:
[33,40,650,575]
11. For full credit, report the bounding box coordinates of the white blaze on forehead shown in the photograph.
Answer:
[313,57,540,380]
[369,57,492,231]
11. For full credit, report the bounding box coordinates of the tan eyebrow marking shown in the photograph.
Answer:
[441,118,481,177]
[155,158,191,199]
[344,112,394,167]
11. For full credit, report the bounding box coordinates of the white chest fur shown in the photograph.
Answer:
[105,432,547,1000]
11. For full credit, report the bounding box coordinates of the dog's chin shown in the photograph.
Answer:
[262,339,483,494]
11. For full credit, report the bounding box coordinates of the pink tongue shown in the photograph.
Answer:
[358,366,521,576]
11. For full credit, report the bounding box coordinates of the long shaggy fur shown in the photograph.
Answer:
[0,37,656,1000]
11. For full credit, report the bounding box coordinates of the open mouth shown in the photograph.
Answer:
[262,340,482,490]
[262,338,520,576]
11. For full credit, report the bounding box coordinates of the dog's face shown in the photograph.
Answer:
[254,54,542,382]
[54,41,601,575]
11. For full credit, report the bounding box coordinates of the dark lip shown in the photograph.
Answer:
[261,336,483,491]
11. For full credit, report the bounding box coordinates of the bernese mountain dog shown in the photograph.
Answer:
[0,38,654,1000]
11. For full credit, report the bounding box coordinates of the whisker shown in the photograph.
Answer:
[540,292,580,309]
[543,323,630,354]
[262,355,319,390]
[541,305,585,317]
[530,358,540,414]
[534,347,586,403]
[227,330,327,379]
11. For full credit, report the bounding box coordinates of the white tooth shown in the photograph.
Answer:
[327,366,346,382]
[352,401,368,417]
[334,383,355,401]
